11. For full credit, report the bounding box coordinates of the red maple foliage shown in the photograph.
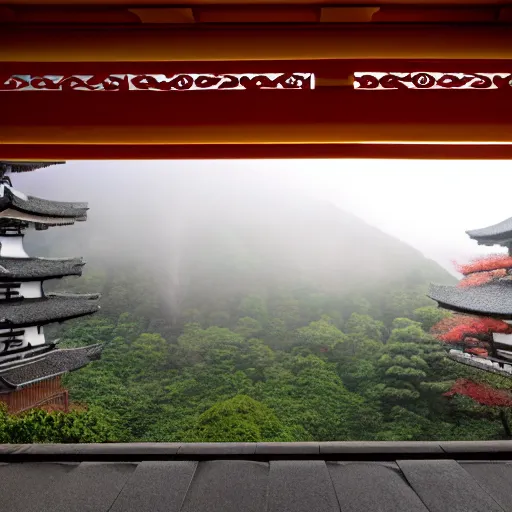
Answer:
[432,315,512,344]
[455,255,512,275]
[431,315,469,334]
[458,269,507,288]
[444,379,512,407]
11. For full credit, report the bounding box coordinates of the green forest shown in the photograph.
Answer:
[2,165,511,443]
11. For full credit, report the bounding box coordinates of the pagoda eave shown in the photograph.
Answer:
[0,294,101,329]
[11,194,89,219]
[0,344,104,392]
[0,161,65,173]
[0,210,85,227]
[470,239,512,247]
[428,283,512,320]
[433,301,512,320]
[0,257,85,281]
[466,218,512,243]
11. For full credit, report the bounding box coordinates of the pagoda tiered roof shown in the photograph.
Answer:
[0,257,84,281]
[466,218,512,246]
[428,282,512,319]
[0,343,103,391]
[0,293,100,328]
[0,187,88,227]
[0,161,64,174]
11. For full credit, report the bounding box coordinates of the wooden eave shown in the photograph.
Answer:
[4,1,512,159]
[2,0,512,25]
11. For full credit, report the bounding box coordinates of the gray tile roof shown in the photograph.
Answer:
[109,461,197,512]
[0,212,77,228]
[396,459,503,512]
[267,460,339,512]
[0,161,64,173]
[0,257,84,281]
[9,191,88,220]
[1,452,512,512]
[0,344,103,389]
[462,461,512,510]
[180,460,269,512]
[428,282,512,318]
[0,293,100,328]
[467,217,512,242]
[328,462,428,512]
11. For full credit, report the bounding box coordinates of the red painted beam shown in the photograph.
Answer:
[2,143,512,160]
[4,59,512,78]
[3,25,512,62]
[2,89,511,144]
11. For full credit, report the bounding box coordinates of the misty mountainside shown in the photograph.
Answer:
[20,164,454,331]
[10,163,511,446]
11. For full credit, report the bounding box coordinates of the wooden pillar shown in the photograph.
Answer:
[63,389,69,413]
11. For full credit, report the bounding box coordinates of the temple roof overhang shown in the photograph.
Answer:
[8,191,87,219]
[428,282,512,319]
[2,0,512,29]
[0,344,103,391]
[4,2,512,157]
[0,293,100,328]
[0,162,64,173]
[0,257,85,281]
[466,218,512,245]
[0,188,88,224]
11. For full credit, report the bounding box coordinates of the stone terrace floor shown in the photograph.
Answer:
[1,441,512,512]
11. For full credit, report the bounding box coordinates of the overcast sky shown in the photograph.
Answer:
[248,159,510,273]
[15,159,511,274]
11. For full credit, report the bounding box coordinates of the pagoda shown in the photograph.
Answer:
[467,219,512,255]
[0,161,102,413]
[428,217,512,377]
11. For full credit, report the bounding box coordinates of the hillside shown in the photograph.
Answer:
[8,164,509,444]
[21,165,454,330]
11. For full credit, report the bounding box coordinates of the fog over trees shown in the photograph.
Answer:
[3,160,511,443]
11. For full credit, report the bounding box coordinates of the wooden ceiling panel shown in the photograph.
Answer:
[372,6,498,22]
[0,3,507,24]
[129,8,195,23]
[1,0,510,5]
[320,7,378,22]
[195,6,319,22]
[0,6,141,23]
[3,26,512,61]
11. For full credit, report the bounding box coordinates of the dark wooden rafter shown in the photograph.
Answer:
[1,3,512,25]
[3,88,512,146]
[5,143,512,161]
[4,4,512,157]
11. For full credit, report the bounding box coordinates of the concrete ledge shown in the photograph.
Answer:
[178,443,256,455]
[255,442,319,455]
[440,441,512,453]
[1,442,512,462]
[319,442,443,454]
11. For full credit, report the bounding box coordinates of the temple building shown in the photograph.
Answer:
[429,217,512,377]
[0,161,102,413]
[467,218,512,255]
